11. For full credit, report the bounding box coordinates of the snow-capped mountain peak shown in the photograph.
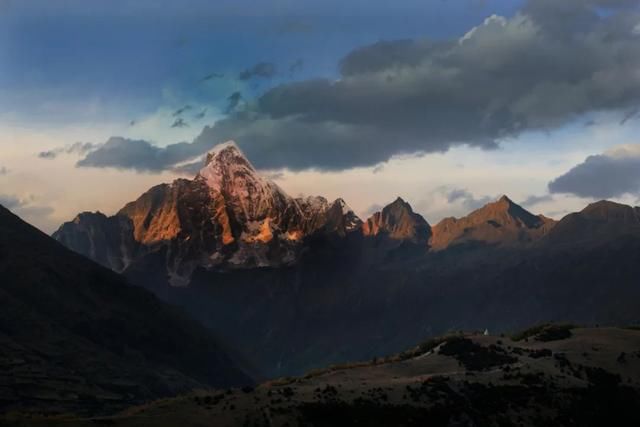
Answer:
[198,141,293,223]
[55,139,367,280]
[204,140,248,168]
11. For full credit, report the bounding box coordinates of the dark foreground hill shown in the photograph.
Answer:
[13,326,640,427]
[0,205,250,416]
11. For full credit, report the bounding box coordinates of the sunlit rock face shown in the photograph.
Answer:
[363,197,431,243]
[54,142,564,289]
[53,141,363,285]
[430,195,556,250]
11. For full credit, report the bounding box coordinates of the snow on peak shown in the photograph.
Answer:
[207,140,240,155]
[204,140,250,168]
[197,140,295,223]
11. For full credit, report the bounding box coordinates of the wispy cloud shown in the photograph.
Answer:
[172,105,192,117]
[170,118,188,128]
[38,142,97,160]
[238,62,276,80]
[194,108,207,120]
[202,72,224,81]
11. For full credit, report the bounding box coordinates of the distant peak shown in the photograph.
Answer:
[481,195,520,213]
[363,196,430,241]
[73,211,107,223]
[332,198,355,214]
[383,197,416,214]
[583,200,628,211]
[580,200,639,221]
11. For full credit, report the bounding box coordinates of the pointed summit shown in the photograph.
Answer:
[197,140,294,225]
[204,140,248,168]
[320,198,363,236]
[497,194,513,205]
[475,195,543,228]
[431,195,555,250]
[388,196,410,209]
[363,197,431,243]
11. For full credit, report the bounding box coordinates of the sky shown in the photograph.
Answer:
[1,0,640,233]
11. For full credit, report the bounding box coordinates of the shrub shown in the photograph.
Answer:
[512,323,576,342]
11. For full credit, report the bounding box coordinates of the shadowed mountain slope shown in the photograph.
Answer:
[0,204,250,415]
[541,200,640,247]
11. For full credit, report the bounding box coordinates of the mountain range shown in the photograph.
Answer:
[53,141,560,287]
[52,141,640,378]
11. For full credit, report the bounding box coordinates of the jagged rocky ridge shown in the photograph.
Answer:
[54,142,363,285]
[0,204,251,415]
[53,141,560,287]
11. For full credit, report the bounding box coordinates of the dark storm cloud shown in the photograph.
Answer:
[548,146,640,198]
[78,0,640,172]
[38,142,98,160]
[77,137,207,172]
[238,62,276,80]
